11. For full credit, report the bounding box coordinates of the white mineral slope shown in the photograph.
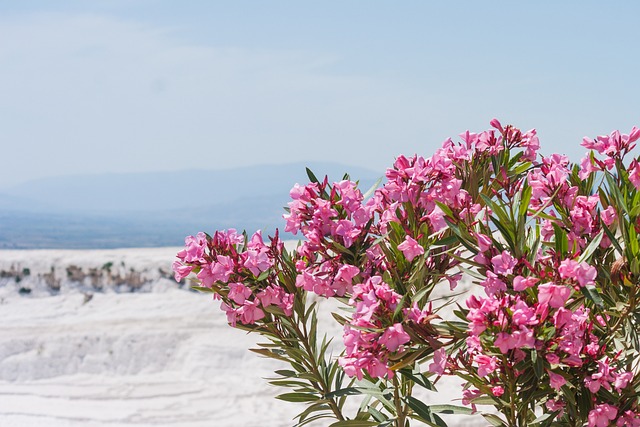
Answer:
[0,248,487,427]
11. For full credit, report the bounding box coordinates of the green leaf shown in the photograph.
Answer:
[190,285,215,293]
[388,348,429,370]
[601,220,624,256]
[328,421,378,427]
[581,285,604,309]
[578,231,604,263]
[296,413,333,427]
[405,396,446,427]
[324,387,363,399]
[306,167,321,185]
[531,411,560,426]
[482,413,507,426]
[274,369,298,377]
[553,222,568,256]
[331,312,349,326]
[362,176,383,199]
[429,404,474,415]
[276,392,320,403]
[605,172,629,215]
[256,270,270,281]
[399,369,436,391]
[434,200,454,218]
[518,183,533,220]
[533,350,543,379]
[250,348,290,363]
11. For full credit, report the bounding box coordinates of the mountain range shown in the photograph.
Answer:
[0,162,383,249]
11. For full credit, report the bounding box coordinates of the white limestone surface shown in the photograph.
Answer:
[0,248,487,427]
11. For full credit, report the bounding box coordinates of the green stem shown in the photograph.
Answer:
[290,313,346,421]
[501,356,518,427]
[393,375,406,427]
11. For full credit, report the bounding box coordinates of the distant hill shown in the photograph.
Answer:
[0,162,383,249]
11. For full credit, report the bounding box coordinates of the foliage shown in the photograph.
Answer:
[174,120,640,426]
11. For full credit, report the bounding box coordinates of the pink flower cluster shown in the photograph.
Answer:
[338,276,410,379]
[447,123,640,424]
[173,229,294,327]
[460,217,639,422]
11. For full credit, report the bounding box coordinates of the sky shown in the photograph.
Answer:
[1,1,639,189]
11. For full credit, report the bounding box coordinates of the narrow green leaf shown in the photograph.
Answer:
[581,285,604,308]
[552,222,568,256]
[324,387,363,399]
[306,167,321,184]
[276,392,320,403]
[250,348,290,363]
[482,413,507,426]
[533,350,543,379]
[274,369,298,377]
[518,183,533,220]
[190,286,215,293]
[531,411,560,426]
[601,220,624,256]
[363,176,383,199]
[578,231,604,263]
[328,421,378,427]
[405,396,437,425]
[429,404,474,415]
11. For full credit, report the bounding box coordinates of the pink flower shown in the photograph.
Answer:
[511,299,538,327]
[476,233,492,252]
[379,323,410,352]
[462,388,481,412]
[332,219,361,247]
[629,160,640,190]
[513,275,538,291]
[172,260,193,282]
[490,118,504,132]
[243,231,273,276]
[220,302,240,327]
[447,273,462,290]
[210,255,235,283]
[481,271,507,296]
[494,329,535,354]
[397,235,424,262]
[332,264,360,297]
[366,356,392,379]
[546,353,560,365]
[228,282,252,304]
[404,302,432,323]
[579,155,601,180]
[538,283,571,308]
[426,206,447,232]
[588,404,617,427]
[585,359,615,393]
[491,386,504,397]
[547,370,566,391]
[428,348,447,375]
[474,354,497,377]
[616,410,640,427]
[558,260,597,288]
[600,206,617,227]
[177,232,207,263]
[238,299,265,324]
[546,399,565,415]
[613,371,633,391]
[491,251,517,275]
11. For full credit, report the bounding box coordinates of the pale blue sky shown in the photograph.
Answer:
[1,1,639,188]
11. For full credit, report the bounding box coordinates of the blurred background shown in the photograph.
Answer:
[1,1,639,248]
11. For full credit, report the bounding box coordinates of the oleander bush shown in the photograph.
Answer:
[174,120,640,427]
